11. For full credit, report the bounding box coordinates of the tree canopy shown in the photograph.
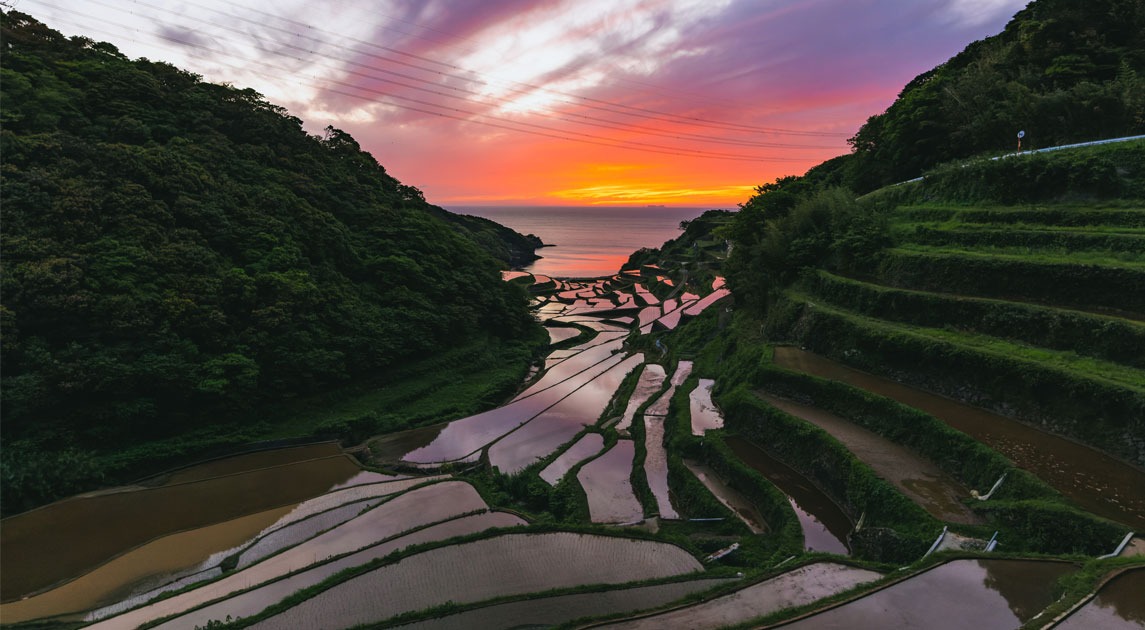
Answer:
[0,12,539,471]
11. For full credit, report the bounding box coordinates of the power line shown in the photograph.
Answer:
[35,9,826,163]
[98,0,850,139]
[69,0,835,151]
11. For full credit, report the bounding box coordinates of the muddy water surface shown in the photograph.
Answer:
[0,505,295,623]
[161,443,343,484]
[725,437,851,554]
[1056,568,1145,629]
[772,347,1145,530]
[642,415,678,519]
[758,393,981,525]
[683,461,767,533]
[781,559,1075,629]
[1,452,360,601]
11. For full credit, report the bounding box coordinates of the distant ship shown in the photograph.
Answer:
[646,204,666,208]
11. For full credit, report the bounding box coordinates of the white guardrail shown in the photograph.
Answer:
[894,133,1145,186]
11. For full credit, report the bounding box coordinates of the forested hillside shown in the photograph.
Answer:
[824,0,1145,192]
[0,12,541,511]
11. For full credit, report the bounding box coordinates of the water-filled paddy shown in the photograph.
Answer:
[0,505,295,624]
[600,562,880,629]
[392,579,734,630]
[683,461,767,533]
[757,392,981,525]
[147,512,527,630]
[1056,568,1145,629]
[772,347,1145,529]
[579,440,644,524]
[247,532,702,629]
[642,415,679,519]
[1,451,361,601]
[644,361,693,416]
[780,559,1075,629]
[617,363,668,432]
[488,354,642,473]
[688,378,723,435]
[394,339,625,464]
[725,437,851,554]
[540,433,606,485]
[86,481,488,629]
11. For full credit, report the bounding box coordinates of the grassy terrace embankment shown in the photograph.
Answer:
[758,151,1145,473]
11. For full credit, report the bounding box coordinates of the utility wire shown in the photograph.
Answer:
[72,0,836,151]
[119,0,850,138]
[38,9,825,163]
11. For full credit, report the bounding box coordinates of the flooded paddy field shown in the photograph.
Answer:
[683,460,767,533]
[1,449,362,602]
[778,559,1075,629]
[643,414,679,518]
[489,354,643,474]
[725,437,851,554]
[579,440,645,524]
[0,505,294,624]
[1055,568,1145,629]
[599,562,880,629]
[145,512,527,630]
[85,480,496,629]
[645,361,693,416]
[689,378,724,435]
[388,340,626,464]
[246,532,702,629]
[757,392,981,525]
[541,433,606,485]
[617,363,668,432]
[772,346,1145,529]
[393,579,735,630]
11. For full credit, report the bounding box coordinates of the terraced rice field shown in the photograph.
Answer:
[85,481,488,629]
[392,579,734,630]
[0,505,294,624]
[540,433,606,485]
[147,512,527,630]
[683,461,767,533]
[0,448,362,603]
[688,378,723,435]
[780,559,1075,629]
[617,363,668,432]
[725,437,852,554]
[579,440,644,524]
[599,562,880,629]
[756,393,980,524]
[247,532,702,629]
[642,415,678,519]
[1055,568,1145,629]
[644,361,693,416]
[390,339,626,464]
[489,354,643,474]
[772,347,1145,529]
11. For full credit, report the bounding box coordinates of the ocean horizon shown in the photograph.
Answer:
[451,205,733,278]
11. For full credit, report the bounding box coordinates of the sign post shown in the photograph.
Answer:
[1017,130,1025,151]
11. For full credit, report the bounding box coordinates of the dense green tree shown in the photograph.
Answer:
[0,11,541,509]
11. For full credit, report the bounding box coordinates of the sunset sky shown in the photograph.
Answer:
[22,0,1028,207]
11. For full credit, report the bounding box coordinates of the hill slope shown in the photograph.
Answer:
[0,12,542,510]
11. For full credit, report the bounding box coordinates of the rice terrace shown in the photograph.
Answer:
[2,1,1145,629]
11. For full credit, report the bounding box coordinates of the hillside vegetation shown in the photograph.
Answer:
[0,12,543,513]
[818,0,1145,192]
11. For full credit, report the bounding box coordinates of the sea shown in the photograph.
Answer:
[452,206,730,278]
